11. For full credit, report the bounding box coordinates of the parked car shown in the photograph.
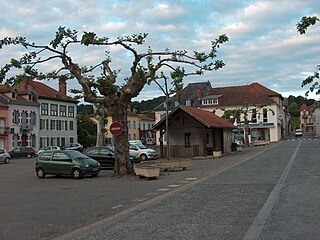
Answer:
[83,146,140,169]
[62,143,83,151]
[295,128,302,137]
[8,147,36,158]
[129,141,157,161]
[37,146,61,155]
[35,150,101,179]
[0,149,11,164]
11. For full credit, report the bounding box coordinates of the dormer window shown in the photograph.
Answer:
[186,99,192,106]
[12,90,16,99]
[28,92,34,101]
[175,101,179,107]
[202,98,218,105]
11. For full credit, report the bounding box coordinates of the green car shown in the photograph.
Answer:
[35,150,101,179]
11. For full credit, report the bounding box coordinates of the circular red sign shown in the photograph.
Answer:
[110,122,122,136]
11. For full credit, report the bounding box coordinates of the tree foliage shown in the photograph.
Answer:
[297,16,320,96]
[77,115,97,148]
[0,27,228,176]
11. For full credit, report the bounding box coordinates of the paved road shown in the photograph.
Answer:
[58,137,320,240]
[1,136,319,240]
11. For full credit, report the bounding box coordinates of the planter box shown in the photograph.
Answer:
[237,146,244,152]
[134,164,160,178]
[213,150,222,159]
[159,159,191,171]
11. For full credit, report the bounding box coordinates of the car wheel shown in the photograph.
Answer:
[36,168,46,179]
[140,154,147,161]
[72,168,82,179]
[4,157,10,164]
[27,153,32,158]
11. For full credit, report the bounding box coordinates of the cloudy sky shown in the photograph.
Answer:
[0,0,319,101]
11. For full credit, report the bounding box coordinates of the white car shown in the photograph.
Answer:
[129,141,157,161]
[295,129,302,137]
[0,148,11,164]
[37,146,61,155]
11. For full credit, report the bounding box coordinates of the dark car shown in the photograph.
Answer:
[35,150,101,179]
[83,146,140,169]
[8,147,36,158]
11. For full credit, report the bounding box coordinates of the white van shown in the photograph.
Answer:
[129,140,157,161]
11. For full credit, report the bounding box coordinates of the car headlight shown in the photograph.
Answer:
[85,164,89,168]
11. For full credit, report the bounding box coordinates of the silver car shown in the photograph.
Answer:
[0,149,11,164]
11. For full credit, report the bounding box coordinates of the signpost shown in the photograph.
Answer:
[110,122,122,136]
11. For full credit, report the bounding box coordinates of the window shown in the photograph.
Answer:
[28,92,33,101]
[263,109,268,122]
[50,104,58,116]
[133,134,136,140]
[202,99,218,105]
[143,123,145,130]
[31,134,36,147]
[65,120,68,130]
[30,111,36,125]
[51,137,57,146]
[12,110,19,124]
[186,99,192,106]
[175,101,179,107]
[133,121,136,129]
[252,109,257,123]
[68,106,74,118]
[39,152,52,161]
[41,103,48,115]
[205,133,209,144]
[40,119,45,130]
[69,121,74,131]
[60,105,67,117]
[12,90,16,99]
[50,120,56,130]
[139,123,141,130]
[61,137,65,147]
[128,121,131,129]
[52,152,70,162]
[57,120,61,130]
[185,133,191,147]
[70,137,74,144]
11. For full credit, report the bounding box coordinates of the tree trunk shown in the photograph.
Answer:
[93,103,106,147]
[109,103,132,176]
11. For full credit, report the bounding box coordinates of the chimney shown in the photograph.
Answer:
[59,79,67,96]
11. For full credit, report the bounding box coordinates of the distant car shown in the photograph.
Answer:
[0,149,11,164]
[37,146,61,155]
[83,146,140,169]
[8,147,36,158]
[129,141,157,161]
[295,129,302,137]
[63,143,83,151]
[35,150,101,179]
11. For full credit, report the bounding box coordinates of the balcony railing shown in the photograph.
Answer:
[0,127,10,135]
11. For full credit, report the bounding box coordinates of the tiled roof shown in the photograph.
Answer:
[153,105,236,129]
[250,82,281,97]
[206,83,275,107]
[154,81,212,111]
[181,106,236,128]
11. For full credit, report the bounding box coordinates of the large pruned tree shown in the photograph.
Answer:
[0,27,228,175]
[297,16,319,96]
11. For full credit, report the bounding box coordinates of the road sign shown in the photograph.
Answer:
[110,122,122,136]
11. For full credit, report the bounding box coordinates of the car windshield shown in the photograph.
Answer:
[67,150,88,159]
[136,143,147,149]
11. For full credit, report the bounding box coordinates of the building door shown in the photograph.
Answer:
[21,134,28,147]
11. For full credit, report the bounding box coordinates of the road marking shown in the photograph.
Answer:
[167,184,181,188]
[157,188,170,192]
[185,177,198,181]
[145,193,157,196]
[111,205,124,210]
[132,198,147,202]
[243,140,302,240]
